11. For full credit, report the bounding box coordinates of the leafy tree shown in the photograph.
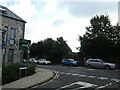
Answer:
[30,43,39,58]
[30,37,72,64]
[78,15,120,63]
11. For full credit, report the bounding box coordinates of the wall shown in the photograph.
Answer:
[2,16,25,64]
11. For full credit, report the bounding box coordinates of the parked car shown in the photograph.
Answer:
[38,59,51,65]
[85,59,116,69]
[29,58,38,64]
[62,59,79,66]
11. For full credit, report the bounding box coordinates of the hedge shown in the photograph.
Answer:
[2,63,36,85]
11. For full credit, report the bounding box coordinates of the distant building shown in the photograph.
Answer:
[0,5,26,65]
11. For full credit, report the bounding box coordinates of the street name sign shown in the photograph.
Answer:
[19,39,31,50]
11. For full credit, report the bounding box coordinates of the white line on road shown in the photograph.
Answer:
[56,81,97,90]
[59,71,120,83]
[87,76,96,79]
[60,72,64,74]
[66,73,71,75]
[78,74,87,77]
[98,77,109,80]
[71,73,80,76]
[111,79,120,83]
[96,83,112,89]
[88,69,95,70]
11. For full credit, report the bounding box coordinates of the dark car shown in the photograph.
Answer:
[62,59,79,66]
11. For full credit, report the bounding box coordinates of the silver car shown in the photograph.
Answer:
[85,59,116,69]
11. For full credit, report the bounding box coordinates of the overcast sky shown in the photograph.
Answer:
[0,0,119,52]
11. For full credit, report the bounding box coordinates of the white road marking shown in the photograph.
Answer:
[60,72,87,77]
[56,81,97,90]
[78,75,87,77]
[88,69,95,70]
[60,72,64,74]
[111,79,120,83]
[96,83,112,89]
[87,76,96,79]
[98,77,108,80]
[59,71,120,83]
[71,74,80,76]
[66,73,71,75]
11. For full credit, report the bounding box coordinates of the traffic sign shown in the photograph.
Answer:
[19,39,31,50]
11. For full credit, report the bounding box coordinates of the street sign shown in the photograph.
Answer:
[19,39,31,50]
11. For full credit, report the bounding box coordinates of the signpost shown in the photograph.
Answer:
[19,39,31,50]
[19,39,31,77]
[19,39,31,63]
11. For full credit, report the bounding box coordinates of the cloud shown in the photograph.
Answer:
[58,2,117,18]
[51,19,65,26]
[0,0,118,52]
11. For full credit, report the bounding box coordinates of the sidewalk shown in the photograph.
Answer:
[2,68,55,90]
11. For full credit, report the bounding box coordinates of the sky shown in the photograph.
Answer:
[0,0,119,52]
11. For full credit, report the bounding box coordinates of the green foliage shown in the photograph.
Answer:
[27,64,36,76]
[78,15,120,63]
[2,63,20,85]
[30,37,72,64]
[2,63,35,85]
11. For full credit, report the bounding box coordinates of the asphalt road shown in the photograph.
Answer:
[32,65,120,90]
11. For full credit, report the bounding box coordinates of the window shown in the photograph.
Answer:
[4,26,8,44]
[10,28,16,45]
[8,49,14,63]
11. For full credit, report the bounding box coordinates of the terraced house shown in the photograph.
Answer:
[0,5,26,65]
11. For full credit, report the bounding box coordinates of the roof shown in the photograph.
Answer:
[0,5,26,23]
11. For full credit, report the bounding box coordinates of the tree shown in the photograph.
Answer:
[30,43,39,58]
[78,15,120,63]
[30,37,72,64]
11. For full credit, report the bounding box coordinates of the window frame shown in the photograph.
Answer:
[9,28,16,45]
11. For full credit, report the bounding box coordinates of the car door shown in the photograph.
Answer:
[90,60,97,67]
[94,60,104,68]
[66,60,70,65]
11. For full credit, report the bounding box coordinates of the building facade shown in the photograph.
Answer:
[0,5,26,65]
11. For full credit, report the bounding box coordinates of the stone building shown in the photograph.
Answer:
[0,5,26,65]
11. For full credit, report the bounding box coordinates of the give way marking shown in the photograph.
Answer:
[56,81,97,90]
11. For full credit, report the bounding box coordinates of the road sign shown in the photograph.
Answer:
[19,39,31,50]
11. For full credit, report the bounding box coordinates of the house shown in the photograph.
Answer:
[0,5,26,65]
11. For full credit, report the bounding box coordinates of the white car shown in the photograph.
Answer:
[29,58,38,64]
[85,59,116,69]
[38,59,51,65]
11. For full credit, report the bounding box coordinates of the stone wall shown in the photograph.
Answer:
[2,16,25,64]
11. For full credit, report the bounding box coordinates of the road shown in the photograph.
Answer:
[31,65,120,90]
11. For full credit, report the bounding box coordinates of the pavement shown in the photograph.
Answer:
[1,68,56,90]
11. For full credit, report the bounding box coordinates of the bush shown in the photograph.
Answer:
[2,63,36,85]
[27,64,36,76]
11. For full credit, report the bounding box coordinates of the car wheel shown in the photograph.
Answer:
[87,64,92,68]
[105,65,110,69]
[43,62,46,65]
